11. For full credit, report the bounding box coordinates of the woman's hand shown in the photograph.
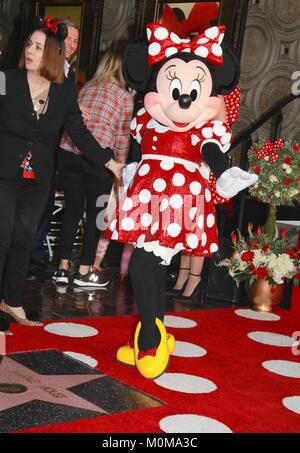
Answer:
[106,159,125,180]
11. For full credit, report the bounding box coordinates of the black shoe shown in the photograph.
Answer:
[73,268,109,287]
[167,280,188,296]
[173,273,202,302]
[52,269,69,286]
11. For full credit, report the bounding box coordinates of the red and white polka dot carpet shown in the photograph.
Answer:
[4,307,300,433]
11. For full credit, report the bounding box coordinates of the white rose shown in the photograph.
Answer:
[264,156,269,161]
[269,175,278,182]
[275,191,281,197]
[285,166,292,174]
[282,163,288,169]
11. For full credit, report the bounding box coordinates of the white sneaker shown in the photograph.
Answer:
[216,167,258,198]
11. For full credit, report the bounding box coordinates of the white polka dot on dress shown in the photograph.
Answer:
[168,223,181,237]
[109,219,117,231]
[141,213,152,228]
[122,197,134,211]
[210,243,218,253]
[139,189,151,204]
[160,198,169,212]
[220,133,231,145]
[189,207,197,220]
[187,234,199,249]
[172,173,185,186]
[197,214,204,229]
[121,217,135,231]
[207,213,215,228]
[202,127,213,138]
[138,164,150,176]
[160,160,174,171]
[153,178,167,192]
[213,122,226,136]
[151,222,159,234]
[205,188,212,202]
[190,181,201,195]
[201,232,207,246]
[170,194,183,209]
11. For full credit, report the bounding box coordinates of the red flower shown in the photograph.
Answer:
[257,226,263,236]
[284,178,291,186]
[262,245,270,252]
[241,250,255,262]
[280,228,287,238]
[255,166,261,174]
[286,248,298,259]
[249,241,259,248]
[284,157,292,164]
[254,267,268,278]
[231,232,237,244]
[292,145,299,152]
[249,263,255,271]
[256,198,262,202]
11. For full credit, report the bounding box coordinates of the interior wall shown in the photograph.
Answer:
[236,0,300,143]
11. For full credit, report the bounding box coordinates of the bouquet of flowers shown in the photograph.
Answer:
[247,139,300,205]
[218,224,300,289]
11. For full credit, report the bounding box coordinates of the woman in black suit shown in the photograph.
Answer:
[0,18,123,330]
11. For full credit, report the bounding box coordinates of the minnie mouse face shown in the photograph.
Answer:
[144,56,224,133]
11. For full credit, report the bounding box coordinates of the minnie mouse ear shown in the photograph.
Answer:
[123,40,152,91]
[56,22,68,42]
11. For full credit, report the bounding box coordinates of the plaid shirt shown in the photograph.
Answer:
[60,80,133,163]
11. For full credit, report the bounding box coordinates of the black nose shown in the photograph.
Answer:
[178,94,192,109]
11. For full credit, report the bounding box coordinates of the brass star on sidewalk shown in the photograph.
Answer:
[0,356,108,414]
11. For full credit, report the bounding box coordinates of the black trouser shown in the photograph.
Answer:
[129,248,167,350]
[58,150,114,265]
[0,176,50,307]
[31,178,56,260]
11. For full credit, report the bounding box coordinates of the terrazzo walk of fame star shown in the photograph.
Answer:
[0,349,163,433]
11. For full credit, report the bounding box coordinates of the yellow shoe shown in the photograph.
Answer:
[134,318,169,379]
[116,333,175,367]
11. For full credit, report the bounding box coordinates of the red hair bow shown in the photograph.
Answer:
[160,3,219,37]
[44,16,60,35]
[146,22,225,67]
[255,139,284,163]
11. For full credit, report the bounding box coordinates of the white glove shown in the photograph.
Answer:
[122,162,139,188]
[216,167,258,198]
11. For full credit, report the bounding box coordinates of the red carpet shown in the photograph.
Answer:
[2,307,300,433]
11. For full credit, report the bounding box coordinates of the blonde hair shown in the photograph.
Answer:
[92,50,125,88]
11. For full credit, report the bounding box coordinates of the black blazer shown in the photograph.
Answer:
[0,69,114,182]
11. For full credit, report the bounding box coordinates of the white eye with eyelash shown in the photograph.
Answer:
[189,80,201,102]
[169,78,182,101]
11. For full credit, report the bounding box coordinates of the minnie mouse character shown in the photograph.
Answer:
[106,23,258,379]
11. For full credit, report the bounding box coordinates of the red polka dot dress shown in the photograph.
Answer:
[106,109,232,264]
